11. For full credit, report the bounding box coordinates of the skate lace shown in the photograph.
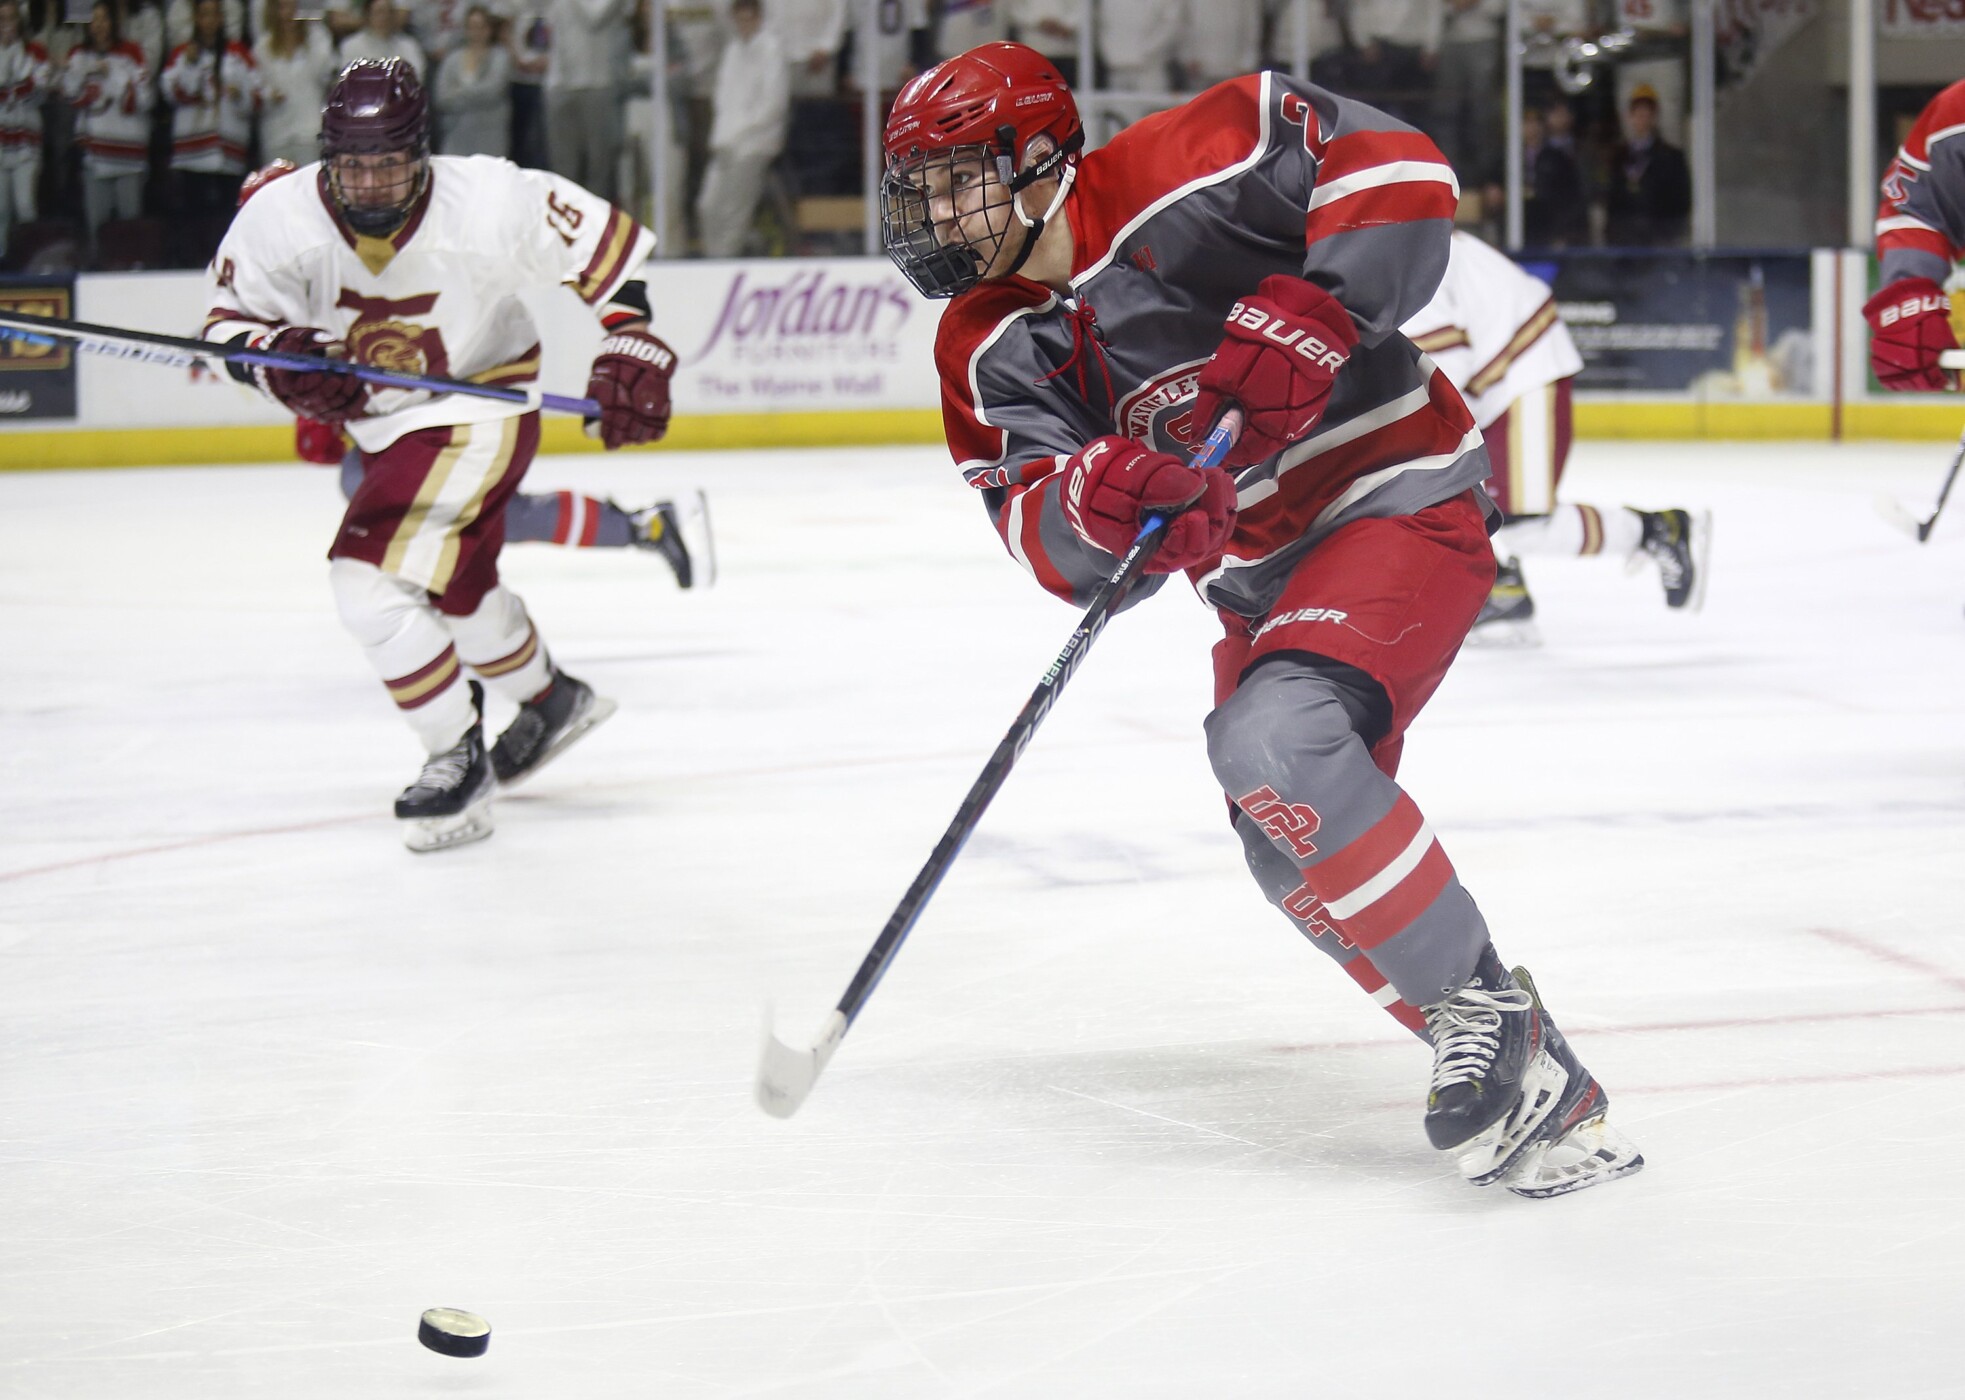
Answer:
[413,743,472,793]
[1424,986,1534,1092]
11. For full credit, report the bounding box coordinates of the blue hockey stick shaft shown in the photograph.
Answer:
[0,306,601,417]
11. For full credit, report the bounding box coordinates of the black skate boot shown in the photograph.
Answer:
[1421,945,1643,1197]
[394,682,494,853]
[489,669,617,787]
[1467,556,1539,648]
[1634,507,1710,611]
[626,489,716,590]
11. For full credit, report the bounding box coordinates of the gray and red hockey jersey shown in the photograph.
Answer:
[934,71,1485,620]
[1877,78,1965,288]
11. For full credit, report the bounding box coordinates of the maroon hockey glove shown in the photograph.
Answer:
[254,326,369,423]
[1063,434,1238,573]
[1864,278,1958,392]
[586,328,677,449]
[1192,276,1358,468]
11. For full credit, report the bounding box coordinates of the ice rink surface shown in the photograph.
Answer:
[3,437,1963,1398]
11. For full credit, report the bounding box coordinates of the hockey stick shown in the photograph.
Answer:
[755,410,1243,1119]
[1873,422,1963,543]
[1871,349,1965,543]
[0,306,601,417]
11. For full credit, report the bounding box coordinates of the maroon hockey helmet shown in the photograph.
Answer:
[880,42,1084,298]
[320,58,431,235]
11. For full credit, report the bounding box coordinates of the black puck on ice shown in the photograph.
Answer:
[417,1307,491,1358]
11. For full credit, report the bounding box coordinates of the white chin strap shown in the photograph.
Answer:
[1012,161,1076,233]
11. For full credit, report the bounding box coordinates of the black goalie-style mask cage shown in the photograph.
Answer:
[881,125,1082,300]
[880,143,1017,300]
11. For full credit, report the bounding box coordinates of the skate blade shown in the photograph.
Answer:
[674,489,717,590]
[401,793,495,853]
[1504,1114,1645,1199]
[1464,617,1542,650]
[497,694,618,790]
[1453,1045,1570,1186]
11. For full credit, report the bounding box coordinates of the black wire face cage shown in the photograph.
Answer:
[325,146,430,236]
[880,143,1017,300]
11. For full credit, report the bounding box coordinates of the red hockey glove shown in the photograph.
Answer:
[586,327,676,449]
[1063,434,1238,573]
[294,415,348,465]
[254,326,369,423]
[1864,278,1958,392]
[1191,276,1358,468]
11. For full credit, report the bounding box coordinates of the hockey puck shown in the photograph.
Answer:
[417,1307,491,1358]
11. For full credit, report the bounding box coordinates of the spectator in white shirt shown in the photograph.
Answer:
[1097,0,1182,93]
[774,0,843,94]
[695,0,785,255]
[340,0,430,77]
[1177,0,1257,90]
[254,0,338,165]
[545,0,628,200]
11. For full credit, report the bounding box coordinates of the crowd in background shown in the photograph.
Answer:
[0,0,1694,274]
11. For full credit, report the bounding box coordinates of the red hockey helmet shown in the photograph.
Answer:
[320,58,431,235]
[881,42,1083,298]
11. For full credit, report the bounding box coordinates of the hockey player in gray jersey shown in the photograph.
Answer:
[881,42,1643,1196]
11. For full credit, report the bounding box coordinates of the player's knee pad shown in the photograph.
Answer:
[1204,658,1371,798]
[328,556,430,649]
[441,583,530,658]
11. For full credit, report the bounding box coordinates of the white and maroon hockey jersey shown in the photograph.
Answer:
[1401,231,1581,431]
[935,72,1481,620]
[61,42,151,176]
[202,155,655,452]
[162,39,262,173]
[0,34,50,170]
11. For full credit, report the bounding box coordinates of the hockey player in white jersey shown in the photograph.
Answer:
[202,58,684,851]
[1403,231,1707,644]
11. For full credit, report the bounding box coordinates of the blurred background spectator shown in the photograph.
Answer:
[0,0,49,264]
[695,0,784,255]
[932,0,1002,63]
[1177,0,1257,92]
[1261,0,1341,85]
[253,0,335,166]
[1604,82,1688,246]
[1430,0,1500,187]
[340,0,427,76]
[505,0,551,168]
[434,3,510,154]
[1097,0,1182,95]
[163,0,260,260]
[546,0,629,201]
[62,0,149,259]
[1521,101,1587,246]
[1005,0,1073,83]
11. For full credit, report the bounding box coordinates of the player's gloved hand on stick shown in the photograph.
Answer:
[1063,434,1238,573]
[1192,275,1357,468]
[1863,277,1959,392]
[586,327,677,449]
[253,326,369,423]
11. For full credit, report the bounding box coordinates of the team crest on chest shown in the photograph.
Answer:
[336,290,449,379]
[1116,357,1207,448]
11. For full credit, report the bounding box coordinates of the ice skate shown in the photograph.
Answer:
[395,683,494,853]
[489,669,617,787]
[1420,946,1643,1197]
[1633,507,1709,611]
[627,490,716,590]
[1466,556,1540,648]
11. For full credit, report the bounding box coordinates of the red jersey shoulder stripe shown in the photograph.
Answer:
[1068,74,1270,283]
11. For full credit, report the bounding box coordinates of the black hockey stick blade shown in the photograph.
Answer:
[1874,424,1965,544]
[753,411,1244,1119]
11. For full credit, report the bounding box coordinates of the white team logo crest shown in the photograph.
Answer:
[1117,357,1208,446]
